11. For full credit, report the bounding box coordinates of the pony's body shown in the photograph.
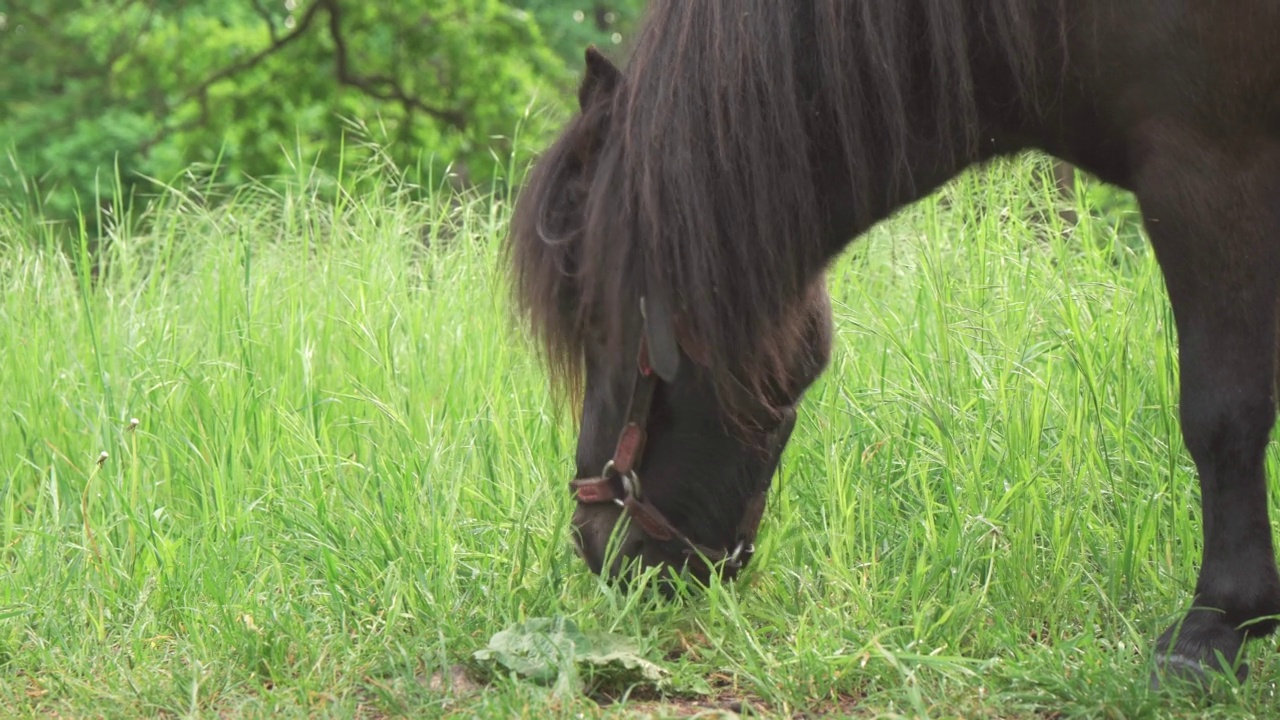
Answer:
[509,0,1280,686]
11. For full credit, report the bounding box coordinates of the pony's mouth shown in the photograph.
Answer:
[571,502,623,569]
[571,502,655,578]
[569,496,762,589]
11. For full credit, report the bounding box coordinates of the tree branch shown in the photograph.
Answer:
[138,2,325,157]
[174,0,327,108]
[251,0,281,43]
[136,0,469,158]
[320,0,467,131]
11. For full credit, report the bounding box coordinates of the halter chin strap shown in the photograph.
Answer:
[569,327,798,576]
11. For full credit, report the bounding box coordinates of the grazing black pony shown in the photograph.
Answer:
[507,0,1280,687]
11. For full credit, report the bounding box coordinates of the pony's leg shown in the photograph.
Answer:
[1134,132,1280,686]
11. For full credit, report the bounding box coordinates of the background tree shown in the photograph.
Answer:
[0,0,644,231]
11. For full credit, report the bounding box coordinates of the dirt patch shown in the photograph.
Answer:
[595,684,865,718]
[600,694,761,718]
[426,664,482,695]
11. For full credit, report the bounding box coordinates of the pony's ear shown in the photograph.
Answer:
[641,292,681,383]
[579,46,621,111]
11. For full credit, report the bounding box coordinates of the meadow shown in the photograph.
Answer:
[2,155,1278,718]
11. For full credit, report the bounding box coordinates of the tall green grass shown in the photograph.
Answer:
[0,155,1276,718]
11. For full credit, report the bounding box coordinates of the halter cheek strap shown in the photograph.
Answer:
[569,335,798,575]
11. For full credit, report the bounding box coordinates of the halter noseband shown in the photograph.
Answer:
[569,321,797,576]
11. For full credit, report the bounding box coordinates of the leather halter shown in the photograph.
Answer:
[569,330,797,576]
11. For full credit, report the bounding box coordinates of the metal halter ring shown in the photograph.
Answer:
[601,459,641,504]
[726,539,754,568]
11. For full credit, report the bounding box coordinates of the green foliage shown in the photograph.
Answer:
[513,0,644,62]
[0,0,644,231]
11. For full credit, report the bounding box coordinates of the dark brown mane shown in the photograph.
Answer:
[507,97,608,397]
[509,0,1051,403]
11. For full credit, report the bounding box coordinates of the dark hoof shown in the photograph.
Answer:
[1150,611,1248,690]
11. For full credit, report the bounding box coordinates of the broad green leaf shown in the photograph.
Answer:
[474,616,670,694]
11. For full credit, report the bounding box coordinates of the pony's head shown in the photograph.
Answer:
[509,47,833,585]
